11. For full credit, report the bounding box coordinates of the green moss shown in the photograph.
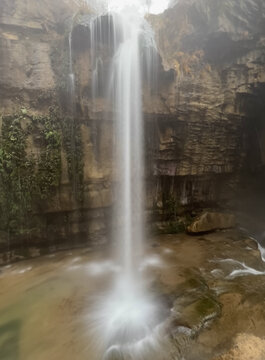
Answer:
[60,115,84,202]
[34,107,62,199]
[0,114,36,234]
[165,196,179,218]
[195,297,218,317]
[0,106,85,241]
[187,277,206,290]
[0,108,63,237]
[169,221,186,233]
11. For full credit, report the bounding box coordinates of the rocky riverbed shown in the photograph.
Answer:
[0,230,264,359]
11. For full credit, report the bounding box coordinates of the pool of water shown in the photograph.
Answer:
[0,230,265,360]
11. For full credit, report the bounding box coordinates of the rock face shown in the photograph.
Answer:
[147,0,265,211]
[213,333,265,360]
[187,212,236,234]
[0,0,79,112]
[0,0,265,249]
[0,0,113,249]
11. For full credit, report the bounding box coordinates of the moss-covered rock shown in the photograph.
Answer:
[0,107,84,245]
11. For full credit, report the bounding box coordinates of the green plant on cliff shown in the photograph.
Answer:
[165,195,180,220]
[60,115,84,202]
[163,195,187,234]
[34,108,62,199]
[0,108,62,237]
[0,107,84,239]
[0,114,36,234]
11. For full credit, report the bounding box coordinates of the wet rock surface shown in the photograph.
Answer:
[0,0,79,111]
[212,333,265,360]
[147,0,265,218]
[0,230,264,359]
[187,212,236,233]
[0,0,265,250]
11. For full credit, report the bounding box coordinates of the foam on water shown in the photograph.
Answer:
[86,274,168,359]
[139,255,164,271]
[86,261,121,275]
[213,258,265,279]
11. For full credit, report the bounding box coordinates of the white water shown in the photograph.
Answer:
[110,11,144,275]
[258,243,265,262]
[84,0,170,15]
[213,258,265,279]
[85,7,164,358]
[87,9,157,274]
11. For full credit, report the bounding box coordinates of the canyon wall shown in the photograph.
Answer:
[148,0,265,234]
[0,0,265,251]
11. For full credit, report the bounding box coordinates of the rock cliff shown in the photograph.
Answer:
[0,0,265,251]
[147,0,265,203]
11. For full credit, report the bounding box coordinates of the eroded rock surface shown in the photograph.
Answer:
[0,0,265,247]
[147,0,265,212]
[213,333,265,360]
[0,0,79,112]
[187,212,236,233]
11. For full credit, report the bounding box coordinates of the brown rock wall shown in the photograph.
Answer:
[0,0,265,247]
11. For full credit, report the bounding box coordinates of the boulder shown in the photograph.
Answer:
[187,212,236,234]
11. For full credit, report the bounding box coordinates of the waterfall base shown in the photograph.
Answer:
[0,231,265,360]
[88,271,170,359]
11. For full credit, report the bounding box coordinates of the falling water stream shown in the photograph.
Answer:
[86,8,166,358]
[111,10,144,277]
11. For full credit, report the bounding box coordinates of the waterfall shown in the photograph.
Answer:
[88,10,156,273]
[86,7,164,358]
[111,11,144,276]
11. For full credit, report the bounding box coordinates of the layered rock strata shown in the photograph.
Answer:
[0,0,265,249]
